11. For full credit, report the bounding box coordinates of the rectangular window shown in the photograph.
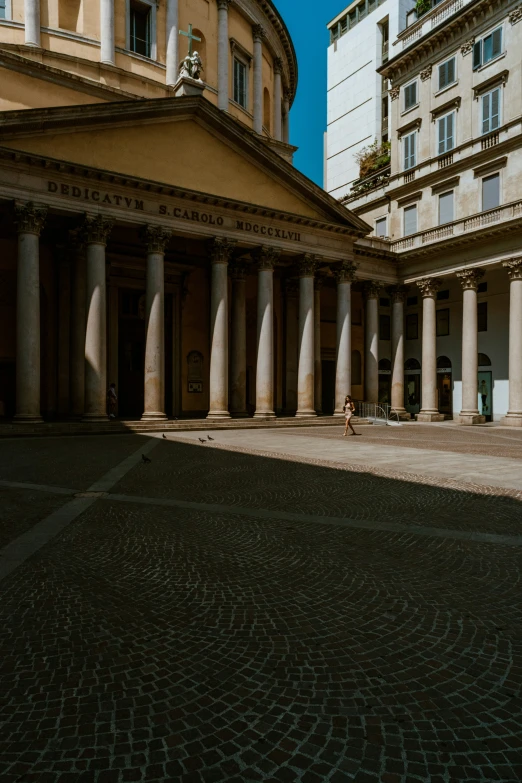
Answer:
[404,81,417,110]
[0,1,6,19]
[404,204,418,236]
[379,314,391,340]
[340,15,348,34]
[349,10,356,27]
[473,27,503,69]
[481,88,500,135]
[375,217,387,237]
[406,313,418,340]
[438,191,454,225]
[403,131,416,170]
[478,301,488,331]
[368,0,377,11]
[358,1,368,21]
[233,58,247,108]
[482,173,500,211]
[438,57,456,90]
[436,308,450,337]
[130,0,152,58]
[438,112,455,155]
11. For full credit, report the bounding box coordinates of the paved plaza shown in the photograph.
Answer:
[1,422,522,783]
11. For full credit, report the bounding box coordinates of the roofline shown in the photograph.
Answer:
[327,1,357,29]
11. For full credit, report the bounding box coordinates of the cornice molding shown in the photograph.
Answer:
[431,96,461,122]
[397,117,422,139]
[473,69,509,99]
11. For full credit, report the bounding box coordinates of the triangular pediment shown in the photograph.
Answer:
[0,97,369,234]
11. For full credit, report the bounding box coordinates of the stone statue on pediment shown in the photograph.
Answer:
[179,51,203,81]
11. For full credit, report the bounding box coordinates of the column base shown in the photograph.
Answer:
[391,407,411,420]
[501,412,522,426]
[82,413,109,422]
[415,410,445,422]
[207,410,231,420]
[458,411,486,425]
[254,410,276,419]
[13,413,43,424]
[141,412,168,422]
[295,409,317,418]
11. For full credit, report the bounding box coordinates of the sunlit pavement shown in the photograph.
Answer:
[1,424,521,782]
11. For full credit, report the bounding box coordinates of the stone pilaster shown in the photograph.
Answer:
[217,0,232,111]
[283,91,291,144]
[254,246,279,419]
[208,237,235,419]
[416,277,444,421]
[273,57,283,141]
[252,25,266,134]
[334,261,357,415]
[389,285,409,419]
[166,0,179,86]
[229,261,249,417]
[14,202,47,422]
[363,281,381,403]
[457,269,485,425]
[502,258,522,426]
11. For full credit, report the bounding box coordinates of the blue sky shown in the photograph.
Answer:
[274,0,350,187]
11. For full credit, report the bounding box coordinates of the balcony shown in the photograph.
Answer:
[341,165,391,204]
[390,198,522,252]
[398,0,473,52]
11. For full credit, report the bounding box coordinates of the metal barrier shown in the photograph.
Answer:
[354,401,401,427]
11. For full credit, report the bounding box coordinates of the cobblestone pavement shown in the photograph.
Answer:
[1,426,522,783]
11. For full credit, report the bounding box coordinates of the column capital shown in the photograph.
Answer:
[456,268,484,290]
[252,24,266,42]
[388,284,409,303]
[209,237,236,264]
[416,277,441,298]
[254,245,280,270]
[229,260,249,280]
[82,214,114,246]
[335,261,358,284]
[14,202,47,236]
[503,257,522,280]
[217,0,232,9]
[143,225,172,254]
[297,253,318,278]
[363,280,381,300]
[274,57,283,75]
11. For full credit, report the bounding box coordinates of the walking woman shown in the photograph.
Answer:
[343,395,357,436]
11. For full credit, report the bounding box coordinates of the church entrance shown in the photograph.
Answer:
[321,360,336,414]
[437,356,452,416]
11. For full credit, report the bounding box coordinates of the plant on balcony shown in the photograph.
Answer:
[355,139,391,179]
[415,0,432,17]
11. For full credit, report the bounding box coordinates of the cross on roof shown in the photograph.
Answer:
[179,24,201,57]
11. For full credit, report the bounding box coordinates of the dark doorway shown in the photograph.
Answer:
[118,289,145,418]
[378,358,391,404]
[0,361,15,418]
[437,356,452,416]
[321,360,335,414]
[404,358,421,416]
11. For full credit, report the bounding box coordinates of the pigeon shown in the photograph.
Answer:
[142,454,151,463]
[162,434,167,439]
[198,438,206,444]
[207,435,214,441]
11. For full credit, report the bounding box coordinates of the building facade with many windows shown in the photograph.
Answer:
[327,0,522,425]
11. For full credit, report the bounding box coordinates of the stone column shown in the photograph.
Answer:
[208,238,235,419]
[502,258,522,426]
[284,279,298,413]
[142,226,172,421]
[274,58,283,141]
[24,0,41,47]
[363,281,380,403]
[296,255,317,417]
[100,0,115,66]
[283,92,291,143]
[69,233,87,418]
[166,0,179,86]
[217,0,231,111]
[14,202,47,422]
[416,278,444,421]
[255,246,279,419]
[253,25,265,135]
[334,262,357,415]
[457,269,485,425]
[389,285,409,418]
[314,277,323,414]
[83,215,113,421]
[229,261,249,417]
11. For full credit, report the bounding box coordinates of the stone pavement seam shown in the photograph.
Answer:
[0,436,159,583]
[0,479,78,495]
[105,491,522,547]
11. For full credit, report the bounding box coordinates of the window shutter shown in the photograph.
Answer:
[482,174,500,211]
[438,62,447,90]
[472,40,482,70]
[405,82,416,109]
[446,112,454,150]
[439,191,454,225]
[404,132,416,169]
[482,93,490,134]
[492,27,502,58]
[438,117,445,155]
[404,134,409,169]
[404,205,417,236]
[447,58,455,85]
[491,88,500,130]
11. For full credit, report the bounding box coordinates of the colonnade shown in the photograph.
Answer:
[23,1,289,142]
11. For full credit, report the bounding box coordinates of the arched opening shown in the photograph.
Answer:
[351,349,362,386]
[59,0,82,32]
[478,354,492,421]
[404,358,421,415]
[263,88,271,134]
[378,358,391,404]
[192,30,206,78]
[436,355,452,415]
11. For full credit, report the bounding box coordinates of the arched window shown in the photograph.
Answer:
[192,29,206,76]
[378,358,391,371]
[478,353,491,366]
[59,0,81,32]
[351,350,362,385]
[263,88,271,133]
[437,355,452,369]
[405,358,421,370]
